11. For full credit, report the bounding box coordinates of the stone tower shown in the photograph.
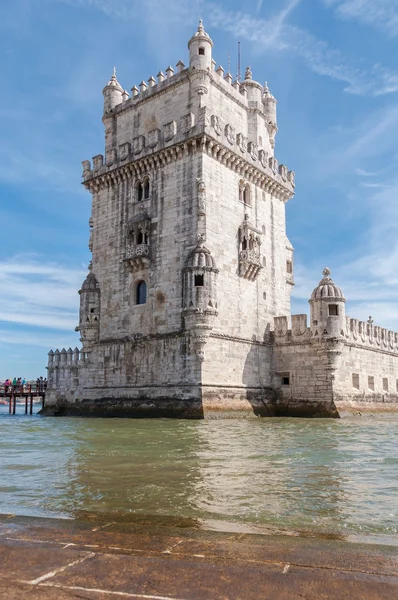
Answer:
[309,268,346,338]
[45,22,295,417]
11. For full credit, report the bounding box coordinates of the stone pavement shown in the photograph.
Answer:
[0,514,396,599]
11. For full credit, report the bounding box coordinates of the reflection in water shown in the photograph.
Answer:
[0,406,397,544]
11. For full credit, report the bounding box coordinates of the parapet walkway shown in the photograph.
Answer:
[0,514,396,599]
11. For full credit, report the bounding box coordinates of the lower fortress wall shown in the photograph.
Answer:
[43,325,398,419]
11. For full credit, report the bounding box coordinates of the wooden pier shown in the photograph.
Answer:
[0,385,46,415]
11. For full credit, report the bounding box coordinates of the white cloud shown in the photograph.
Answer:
[323,0,398,37]
[57,0,398,96]
[0,256,85,331]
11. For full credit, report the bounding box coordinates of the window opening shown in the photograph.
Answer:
[329,304,338,316]
[199,47,205,55]
[368,376,375,391]
[383,377,389,392]
[136,280,147,305]
[243,185,250,206]
[137,182,143,202]
[144,180,150,200]
[286,260,293,274]
[352,373,359,390]
[194,274,204,287]
[137,231,143,245]
[282,376,290,386]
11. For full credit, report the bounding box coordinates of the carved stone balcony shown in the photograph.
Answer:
[239,249,262,281]
[125,243,151,271]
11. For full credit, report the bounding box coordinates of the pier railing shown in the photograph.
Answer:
[0,384,46,415]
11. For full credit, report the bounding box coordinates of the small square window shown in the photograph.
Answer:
[199,48,205,55]
[194,274,204,287]
[282,376,290,386]
[329,304,339,316]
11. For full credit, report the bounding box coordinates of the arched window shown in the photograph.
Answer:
[144,179,150,200]
[243,184,251,206]
[137,182,143,202]
[136,280,147,305]
[137,231,143,245]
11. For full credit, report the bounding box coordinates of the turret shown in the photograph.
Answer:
[76,266,100,348]
[182,243,219,361]
[102,68,123,114]
[244,66,262,104]
[262,82,277,125]
[309,268,346,338]
[188,20,213,71]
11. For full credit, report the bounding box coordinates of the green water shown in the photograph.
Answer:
[0,406,397,544]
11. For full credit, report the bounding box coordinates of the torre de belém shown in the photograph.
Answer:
[44,22,398,418]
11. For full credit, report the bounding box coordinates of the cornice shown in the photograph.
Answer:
[83,134,294,202]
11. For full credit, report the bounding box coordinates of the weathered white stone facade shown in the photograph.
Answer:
[45,23,398,417]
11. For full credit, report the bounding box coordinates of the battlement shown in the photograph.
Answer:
[47,348,88,368]
[273,314,398,354]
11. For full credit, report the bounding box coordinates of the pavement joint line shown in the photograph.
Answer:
[162,540,184,554]
[27,551,96,585]
[38,582,189,600]
[92,522,117,531]
[7,534,398,579]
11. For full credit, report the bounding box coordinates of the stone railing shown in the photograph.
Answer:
[126,243,151,259]
[239,249,262,281]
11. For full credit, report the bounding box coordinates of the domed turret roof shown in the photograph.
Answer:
[310,268,345,301]
[188,20,213,47]
[80,271,99,292]
[103,67,123,93]
[186,244,216,269]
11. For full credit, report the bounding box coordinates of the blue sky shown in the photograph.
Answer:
[2,0,398,378]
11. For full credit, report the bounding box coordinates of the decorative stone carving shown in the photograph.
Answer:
[147,128,160,148]
[81,160,91,178]
[197,178,206,216]
[181,113,195,133]
[163,120,177,142]
[287,170,295,187]
[274,316,288,338]
[259,149,268,169]
[269,156,278,174]
[119,142,131,161]
[92,154,104,172]
[248,141,258,161]
[211,115,222,136]
[279,164,288,181]
[292,314,307,337]
[106,148,117,167]
[239,214,263,281]
[132,135,145,155]
[225,124,235,145]
[236,133,247,153]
